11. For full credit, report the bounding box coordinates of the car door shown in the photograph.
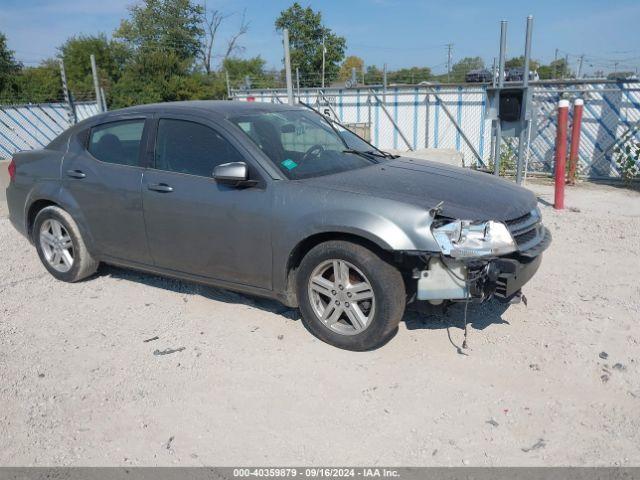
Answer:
[61,116,153,264]
[141,115,273,289]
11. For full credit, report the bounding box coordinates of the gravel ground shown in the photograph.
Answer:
[0,179,639,466]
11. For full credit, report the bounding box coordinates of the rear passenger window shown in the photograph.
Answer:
[154,119,245,177]
[88,120,145,166]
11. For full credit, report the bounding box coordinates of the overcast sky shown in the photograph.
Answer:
[2,0,639,75]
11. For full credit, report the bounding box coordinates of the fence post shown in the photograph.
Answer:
[567,98,583,185]
[90,54,103,112]
[58,59,77,125]
[283,28,294,105]
[225,70,231,99]
[554,99,569,209]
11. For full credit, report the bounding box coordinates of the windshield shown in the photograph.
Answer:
[229,110,383,179]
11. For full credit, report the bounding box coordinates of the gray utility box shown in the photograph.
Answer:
[485,87,533,137]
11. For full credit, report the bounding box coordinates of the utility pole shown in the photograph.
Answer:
[321,34,326,89]
[296,67,300,99]
[225,70,231,98]
[446,43,453,82]
[283,28,294,105]
[577,54,585,79]
[564,54,569,78]
[553,48,559,79]
[58,59,77,125]
[90,54,103,112]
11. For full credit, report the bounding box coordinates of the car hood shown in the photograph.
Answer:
[302,156,537,221]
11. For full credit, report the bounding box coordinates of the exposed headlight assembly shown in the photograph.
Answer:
[431,220,517,258]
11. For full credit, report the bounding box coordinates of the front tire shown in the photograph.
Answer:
[33,206,98,282]
[296,240,406,351]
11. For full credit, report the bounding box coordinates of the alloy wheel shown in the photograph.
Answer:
[39,219,74,273]
[308,259,376,335]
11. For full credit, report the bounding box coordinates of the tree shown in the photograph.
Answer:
[111,0,205,107]
[58,34,127,98]
[538,58,568,79]
[0,32,21,94]
[275,2,346,87]
[199,5,250,74]
[12,60,62,103]
[450,56,484,82]
[339,56,364,81]
[505,55,540,71]
[223,56,275,89]
[115,0,204,62]
[388,66,432,84]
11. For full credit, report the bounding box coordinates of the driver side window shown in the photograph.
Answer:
[154,119,245,177]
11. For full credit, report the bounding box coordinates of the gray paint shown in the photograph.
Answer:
[6,101,542,307]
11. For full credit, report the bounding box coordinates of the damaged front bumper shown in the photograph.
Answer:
[415,227,551,304]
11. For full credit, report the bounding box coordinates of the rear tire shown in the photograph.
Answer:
[33,206,98,282]
[296,240,406,351]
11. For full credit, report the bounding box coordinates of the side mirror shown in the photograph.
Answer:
[213,162,255,187]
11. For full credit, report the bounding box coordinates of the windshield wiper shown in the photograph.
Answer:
[342,149,380,163]
[364,149,399,159]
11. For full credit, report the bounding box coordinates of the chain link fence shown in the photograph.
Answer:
[233,80,640,180]
[0,102,101,159]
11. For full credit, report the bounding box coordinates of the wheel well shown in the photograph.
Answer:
[27,199,59,239]
[283,232,394,306]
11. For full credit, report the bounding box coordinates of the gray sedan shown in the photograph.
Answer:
[5,101,550,350]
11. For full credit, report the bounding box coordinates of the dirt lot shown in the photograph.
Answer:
[1,177,639,466]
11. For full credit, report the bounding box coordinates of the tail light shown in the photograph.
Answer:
[8,158,16,181]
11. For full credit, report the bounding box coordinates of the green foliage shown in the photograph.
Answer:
[114,0,204,61]
[339,56,364,81]
[388,66,432,84]
[58,34,127,94]
[11,61,62,103]
[223,56,276,89]
[108,0,208,107]
[538,59,568,80]
[487,142,516,176]
[275,2,346,87]
[613,132,640,184]
[607,71,635,80]
[505,56,540,71]
[450,56,484,82]
[0,32,21,94]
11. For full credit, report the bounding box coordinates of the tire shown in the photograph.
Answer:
[296,240,406,351]
[33,206,98,282]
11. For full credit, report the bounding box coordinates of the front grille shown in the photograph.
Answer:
[505,210,544,253]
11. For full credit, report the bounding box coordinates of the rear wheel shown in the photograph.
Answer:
[296,240,405,351]
[33,206,98,282]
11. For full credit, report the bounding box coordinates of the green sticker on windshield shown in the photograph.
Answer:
[281,159,298,170]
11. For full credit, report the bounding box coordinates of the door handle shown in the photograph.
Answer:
[66,169,86,179]
[147,183,174,193]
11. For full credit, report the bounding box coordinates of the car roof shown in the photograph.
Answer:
[112,100,299,118]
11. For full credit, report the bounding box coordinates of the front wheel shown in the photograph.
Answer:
[296,240,406,351]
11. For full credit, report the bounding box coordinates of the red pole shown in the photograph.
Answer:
[567,98,584,185]
[554,99,569,210]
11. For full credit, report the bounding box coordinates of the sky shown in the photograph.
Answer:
[2,0,640,75]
